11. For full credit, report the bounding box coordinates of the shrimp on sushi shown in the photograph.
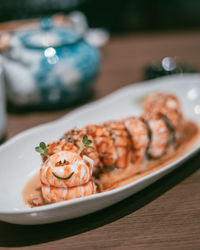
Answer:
[145,114,171,158]
[42,180,96,203]
[40,151,93,188]
[123,117,149,165]
[86,124,117,168]
[105,121,132,169]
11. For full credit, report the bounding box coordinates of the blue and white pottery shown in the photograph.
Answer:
[1,18,100,108]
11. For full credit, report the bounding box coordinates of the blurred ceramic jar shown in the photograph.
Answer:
[0,56,6,142]
[0,18,100,109]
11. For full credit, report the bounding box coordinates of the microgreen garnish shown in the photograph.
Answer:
[83,135,95,149]
[77,135,95,156]
[52,171,74,180]
[35,142,49,157]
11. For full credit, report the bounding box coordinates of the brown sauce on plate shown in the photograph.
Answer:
[22,172,47,207]
[22,121,200,207]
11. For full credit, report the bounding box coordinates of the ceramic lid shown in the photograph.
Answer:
[18,18,80,48]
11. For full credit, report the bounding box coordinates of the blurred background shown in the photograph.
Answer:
[0,0,200,140]
[1,0,200,32]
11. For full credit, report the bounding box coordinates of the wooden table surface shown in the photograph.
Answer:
[1,28,200,250]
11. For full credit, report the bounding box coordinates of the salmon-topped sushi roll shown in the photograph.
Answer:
[145,114,171,158]
[143,92,183,144]
[62,128,101,170]
[105,121,132,169]
[143,92,182,114]
[40,151,93,188]
[42,140,78,162]
[86,124,117,168]
[123,117,149,165]
[42,180,96,203]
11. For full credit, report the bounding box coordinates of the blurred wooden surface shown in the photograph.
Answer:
[1,26,200,250]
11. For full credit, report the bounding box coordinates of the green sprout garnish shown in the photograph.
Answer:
[35,142,49,157]
[77,135,95,156]
[52,172,74,180]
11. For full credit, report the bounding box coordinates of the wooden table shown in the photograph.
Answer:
[1,29,200,250]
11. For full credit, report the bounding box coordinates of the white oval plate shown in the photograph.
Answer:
[0,74,200,225]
